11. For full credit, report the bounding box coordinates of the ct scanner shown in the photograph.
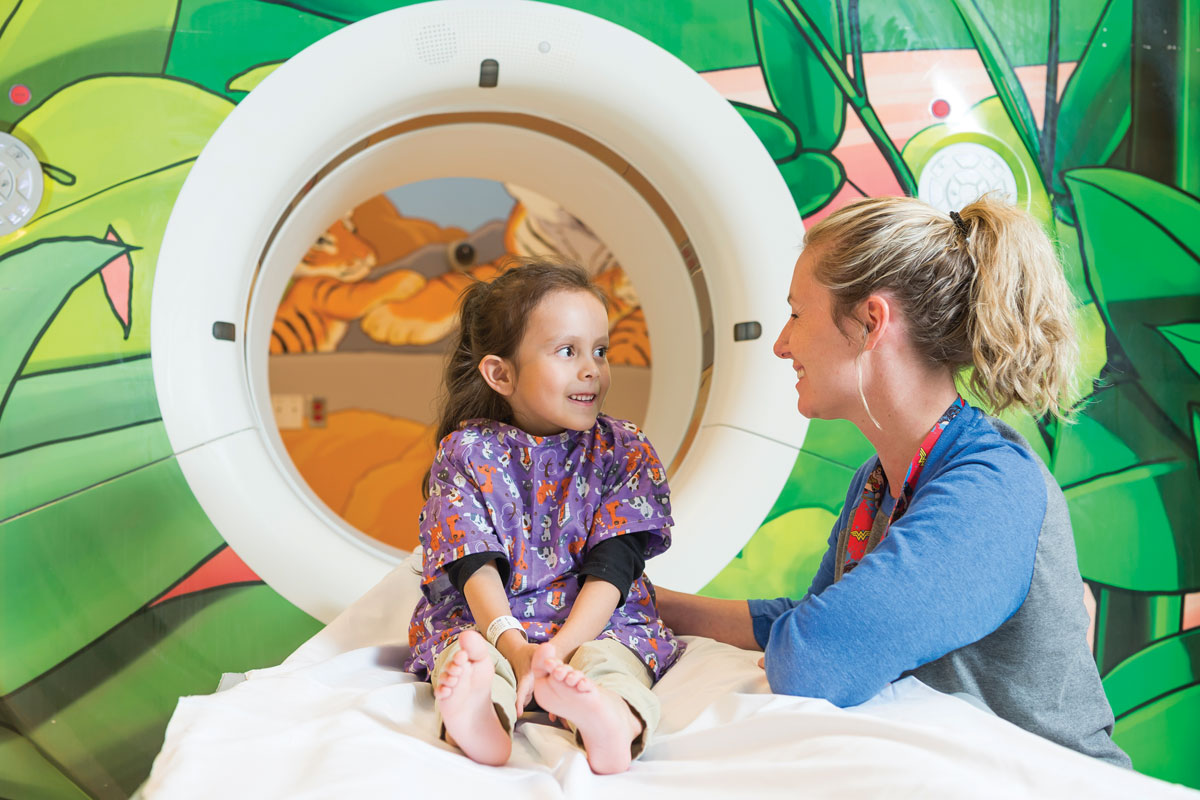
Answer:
[151,0,807,623]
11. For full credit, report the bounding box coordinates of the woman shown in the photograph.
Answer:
[655,195,1129,767]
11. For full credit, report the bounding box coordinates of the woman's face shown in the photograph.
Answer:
[772,246,864,421]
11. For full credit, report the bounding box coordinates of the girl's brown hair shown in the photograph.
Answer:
[424,257,607,495]
[803,194,1079,420]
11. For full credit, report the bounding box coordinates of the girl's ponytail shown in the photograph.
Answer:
[432,280,514,448]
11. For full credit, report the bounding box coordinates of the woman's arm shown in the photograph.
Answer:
[654,587,762,651]
[761,450,1044,705]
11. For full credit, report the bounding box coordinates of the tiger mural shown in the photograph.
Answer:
[270,268,427,354]
[273,184,652,550]
[592,266,650,367]
[272,187,651,358]
[295,214,376,281]
[270,204,468,353]
[360,261,505,347]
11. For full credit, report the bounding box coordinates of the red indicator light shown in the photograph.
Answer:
[930,99,950,118]
[9,85,31,105]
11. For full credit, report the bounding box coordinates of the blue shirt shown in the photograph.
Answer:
[749,403,1044,706]
[747,405,1128,766]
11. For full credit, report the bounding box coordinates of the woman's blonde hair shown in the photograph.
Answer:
[803,194,1078,420]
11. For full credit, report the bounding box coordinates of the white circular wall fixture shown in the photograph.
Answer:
[917,140,1020,213]
[152,0,806,622]
[0,132,44,236]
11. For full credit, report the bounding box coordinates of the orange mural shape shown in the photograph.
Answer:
[279,409,435,550]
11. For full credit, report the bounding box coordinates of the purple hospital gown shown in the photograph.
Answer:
[405,414,683,681]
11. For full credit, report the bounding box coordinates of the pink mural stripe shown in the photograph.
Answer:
[1184,592,1200,632]
[701,66,776,112]
[102,227,132,329]
[149,546,262,608]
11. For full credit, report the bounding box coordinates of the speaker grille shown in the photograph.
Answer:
[415,23,457,65]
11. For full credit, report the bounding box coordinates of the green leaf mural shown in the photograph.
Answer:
[13,76,232,220]
[702,508,836,600]
[948,0,1041,172]
[1157,322,1200,380]
[732,101,844,216]
[776,151,845,216]
[702,420,869,598]
[733,103,799,161]
[0,0,178,128]
[1,357,158,457]
[10,584,321,796]
[0,236,135,419]
[1065,168,1200,435]
[1104,629,1200,787]
[1050,0,1131,197]
[0,421,172,522]
[9,76,232,373]
[0,728,90,800]
[165,0,350,99]
[0,459,226,691]
[750,0,845,152]
[225,61,284,94]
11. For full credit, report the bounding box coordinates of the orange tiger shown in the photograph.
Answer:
[360,262,505,347]
[273,213,419,353]
[295,214,377,281]
[274,206,505,352]
[593,266,651,366]
[271,268,426,354]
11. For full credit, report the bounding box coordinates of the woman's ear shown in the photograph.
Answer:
[478,355,515,397]
[860,294,892,352]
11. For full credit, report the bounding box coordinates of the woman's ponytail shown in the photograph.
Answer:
[804,193,1080,421]
[958,196,1078,420]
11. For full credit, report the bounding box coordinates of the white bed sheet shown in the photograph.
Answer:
[144,565,1197,799]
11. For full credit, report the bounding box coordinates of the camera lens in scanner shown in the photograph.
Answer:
[452,241,476,269]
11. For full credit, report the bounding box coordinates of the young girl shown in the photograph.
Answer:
[656,194,1130,767]
[404,259,682,774]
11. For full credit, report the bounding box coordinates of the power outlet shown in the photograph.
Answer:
[272,394,305,430]
[309,396,327,428]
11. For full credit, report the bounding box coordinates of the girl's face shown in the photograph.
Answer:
[773,246,864,421]
[507,289,611,435]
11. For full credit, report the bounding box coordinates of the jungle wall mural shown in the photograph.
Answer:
[0,0,1196,796]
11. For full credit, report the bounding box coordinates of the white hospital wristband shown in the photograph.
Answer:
[484,615,527,648]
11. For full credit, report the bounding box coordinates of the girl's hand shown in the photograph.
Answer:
[758,655,765,669]
[501,640,540,711]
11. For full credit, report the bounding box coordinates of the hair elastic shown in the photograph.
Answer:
[949,210,971,238]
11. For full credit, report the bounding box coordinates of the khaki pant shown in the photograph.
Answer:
[431,636,659,758]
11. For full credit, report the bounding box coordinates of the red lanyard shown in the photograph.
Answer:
[843,396,966,571]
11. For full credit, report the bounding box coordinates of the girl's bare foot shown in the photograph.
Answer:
[436,630,511,766]
[531,643,643,774]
